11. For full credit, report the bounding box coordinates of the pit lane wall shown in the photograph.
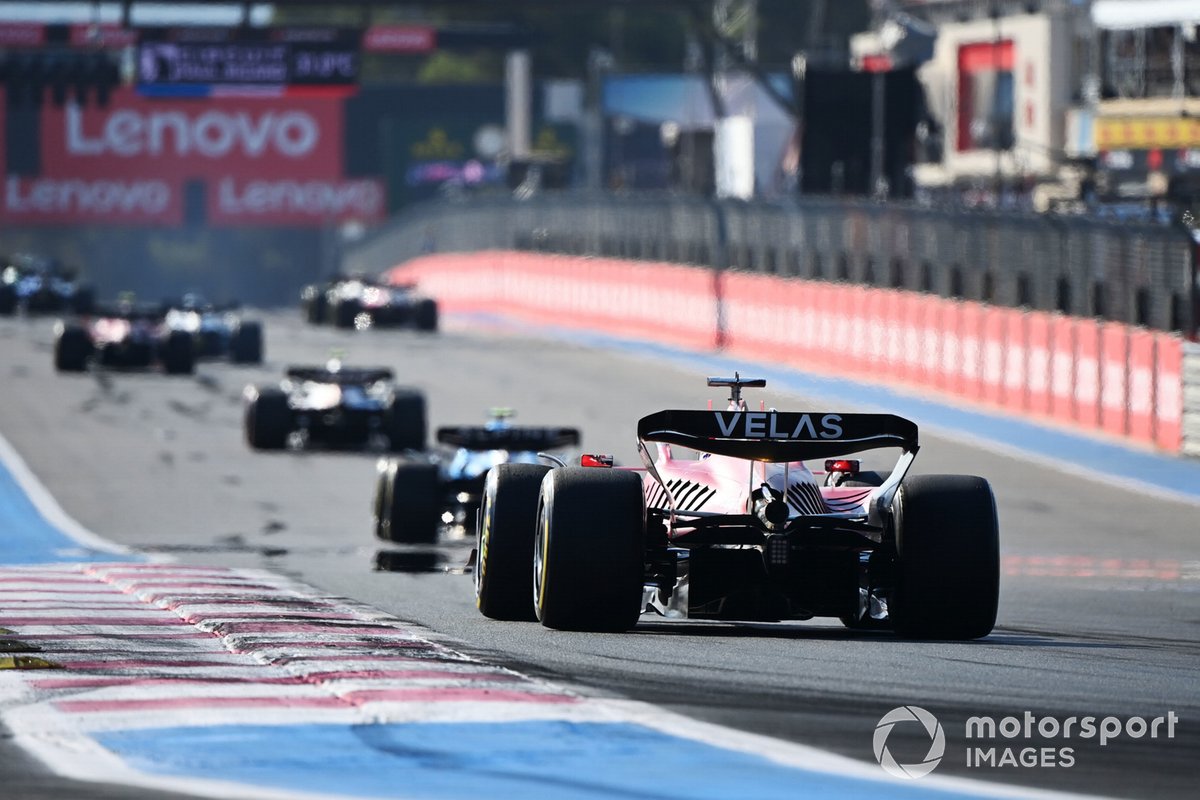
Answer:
[386,251,1194,456]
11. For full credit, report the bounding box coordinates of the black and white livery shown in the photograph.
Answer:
[474,374,1000,639]
[301,276,437,332]
[164,293,263,364]
[54,302,195,375]
[374,409,579,545]
[0,255,94,316]
[243,358,425,452]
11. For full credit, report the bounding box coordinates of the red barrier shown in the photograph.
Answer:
[958,303,984,400]
[1003,310,1028,412]
[1100,323,1130,437]
[1026,312,1053,417]
[1050,316,1077,424]
[1154,334,1184,452]
[1074,320,1101,428]
[936,299,960,394]
[1127,330,1156,445]
[387,251,1187,454]
[981,307,1007,406]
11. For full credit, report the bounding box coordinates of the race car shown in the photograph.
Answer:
[243,358,425,452]
[373,409,580,544]
[0,256,94,316]
[301,276,438,332]
[473,374,1000,640]
[164,293,264,364]
[53,302,195,374]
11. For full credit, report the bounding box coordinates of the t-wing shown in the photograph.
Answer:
[636,410,918,461]
[436,426,581,452]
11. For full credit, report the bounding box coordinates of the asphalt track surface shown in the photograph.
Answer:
[0,312,1197,799]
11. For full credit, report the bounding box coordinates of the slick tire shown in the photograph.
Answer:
[0,285,16,316]
[377,460,440,544]
[891,474,1000,640]
[475,464,551,621]
[387,391,427,452]
[245,387,291,450]
[414,299,438,332]
[161,330,195,375]
[333,299,361,330]
[230,321,264,364]
[54,325,92,372]
[534,467,645,632]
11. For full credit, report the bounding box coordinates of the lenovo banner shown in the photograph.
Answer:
[209,176,384,225]
[3,88,382,226]
[42,90,342,180]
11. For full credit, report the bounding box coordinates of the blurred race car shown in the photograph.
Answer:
[473,374,1000,640]
[164,293,263,364]
[0,255,94,316]
[243,358,425,452]
[373,409,580,544]
[53,302,194,374]
[301,276,437,332]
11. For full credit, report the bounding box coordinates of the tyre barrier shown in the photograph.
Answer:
[387,251,1196,456]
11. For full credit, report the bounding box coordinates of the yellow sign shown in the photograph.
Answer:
[412,128,464,160]
[1095,117,1200,150]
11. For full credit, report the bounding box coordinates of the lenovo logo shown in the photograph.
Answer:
[5,176,171,216]
[713,411,844,440]
[65,104,320,159]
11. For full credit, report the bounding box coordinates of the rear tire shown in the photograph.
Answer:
[414,298,438,332]
[387,390,426,452]
[890,474,999,640]
[302,287,327,325]
[534,467,645,632]
[376,460,440,544]
[229,321,263,364]
[161,330,195,375]
[333,299,361,330]
[476,464,551,621]
[54,325,92,372]
[245,387,292,450]
[0,285,16,316]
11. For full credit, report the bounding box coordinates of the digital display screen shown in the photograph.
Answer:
[137,29,359,87]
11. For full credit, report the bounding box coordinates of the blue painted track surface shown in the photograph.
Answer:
[0,445,139,565]
[99,721,982,800]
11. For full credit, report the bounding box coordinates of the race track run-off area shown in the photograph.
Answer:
[0,311,1197,800]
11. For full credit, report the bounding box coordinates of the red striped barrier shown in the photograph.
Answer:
[1155,334,1184,452]
[1101,323,1130,437]
[387,252,1188,454]
[1128,330,1157,445]
[1074,320,1101,429]
[1026,312,1053,417]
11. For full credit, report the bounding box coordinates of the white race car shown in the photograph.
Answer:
[474,375,999,639]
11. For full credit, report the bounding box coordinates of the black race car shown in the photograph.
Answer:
[373,409,579,544]
[243,359,425,452]
[301,277,437,332]
[54,303,194,374]
[164,294,263,364]
[0,255,94,316]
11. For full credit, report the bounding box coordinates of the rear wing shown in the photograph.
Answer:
[285,366,393,384]
[436,426,580,452]
[636,410,917,461]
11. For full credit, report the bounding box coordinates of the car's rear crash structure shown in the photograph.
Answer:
[474,375,999,640]
[243,362,425,452]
